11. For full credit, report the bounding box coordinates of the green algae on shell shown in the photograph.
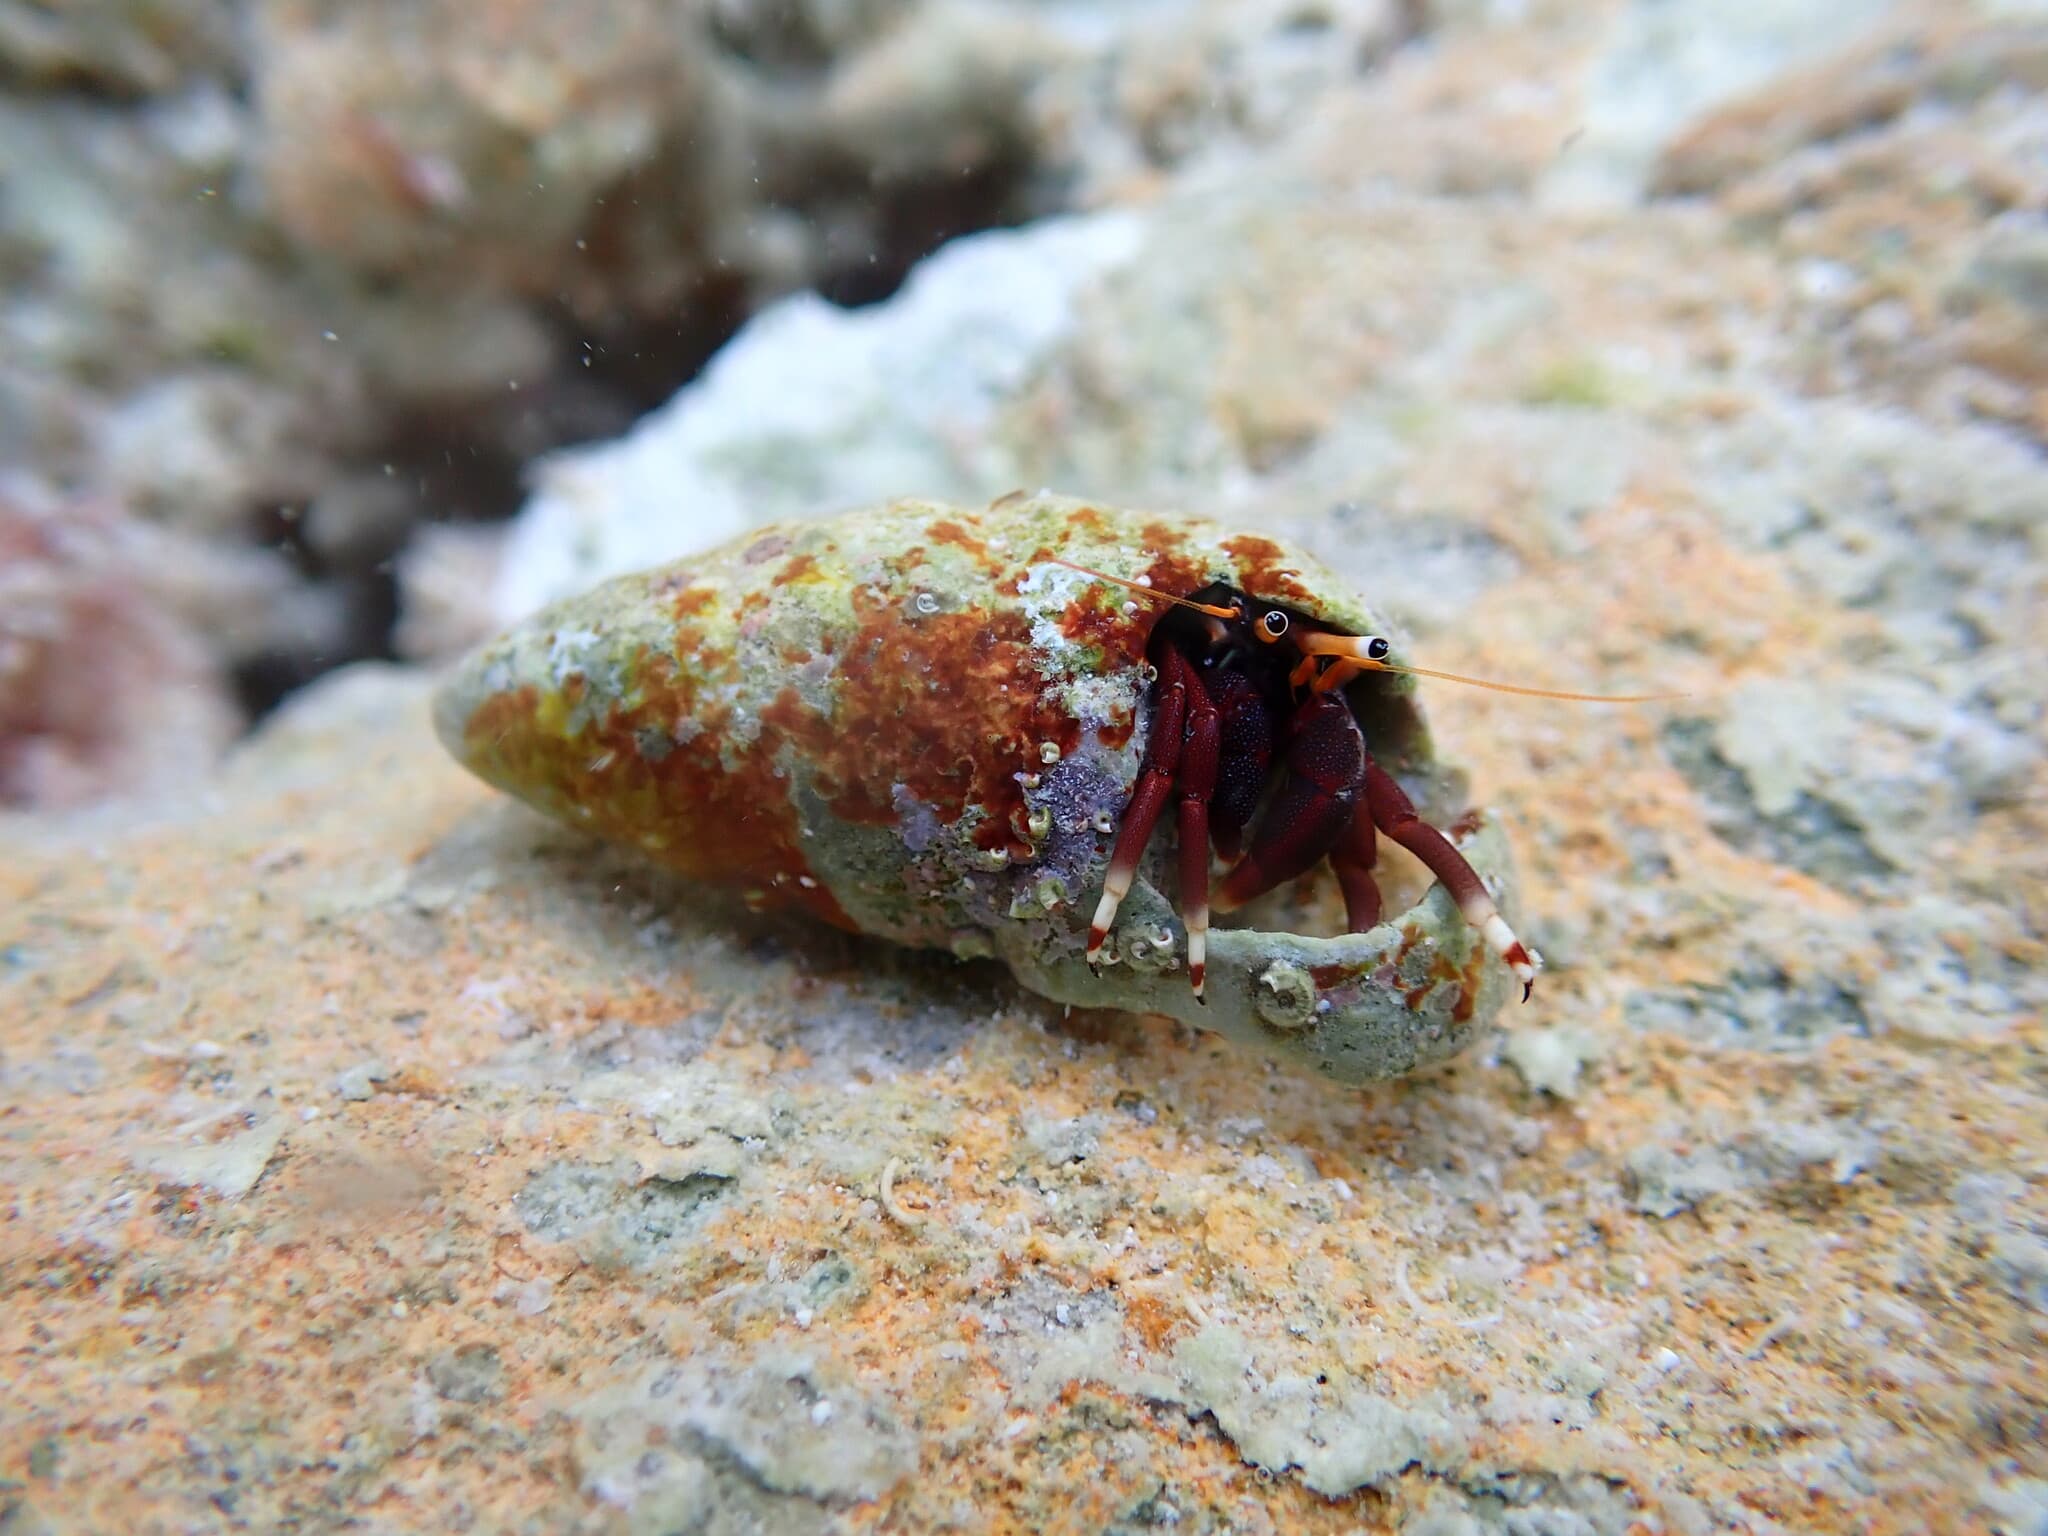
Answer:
[432,494,1525,1083]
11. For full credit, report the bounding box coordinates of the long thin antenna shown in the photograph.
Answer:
[1294,633,1682,702]
[1369,658,1682,704]
[1048,558,1238,619]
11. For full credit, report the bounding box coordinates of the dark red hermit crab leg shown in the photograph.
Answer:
[1204,666,1275,863]
[1087,654,1188,969]
[1174,655,1222,1001]
[1362,758,1539,1001]
[1213,693,1367,914]
[1330,803,1383,933]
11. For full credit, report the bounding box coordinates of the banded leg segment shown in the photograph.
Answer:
[1175,659,1221,1001]
[1087,649,1190,966]
[1362,758,1539,1000]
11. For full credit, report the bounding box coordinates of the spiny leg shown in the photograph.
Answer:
[1175,660,1221,1001]
[1330,800,1382,933]
[1087,648,1189,967]
[1362,757,1539,1000]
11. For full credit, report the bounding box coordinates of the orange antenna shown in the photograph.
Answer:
[1294,633,1682,703]
[1369,660,1683,703]
[1049,558,1238,620]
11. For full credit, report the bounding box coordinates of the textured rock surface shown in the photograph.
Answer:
[12,0,2042,803]
[5,0,2048,1532]
[0,0,1074,789]
[2,630,2041,1531]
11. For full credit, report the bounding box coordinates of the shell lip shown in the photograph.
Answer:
[991,811,1521,1085]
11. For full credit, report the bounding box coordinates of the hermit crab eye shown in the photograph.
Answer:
[1366,636,1391,661]
[1258,610,1289,640]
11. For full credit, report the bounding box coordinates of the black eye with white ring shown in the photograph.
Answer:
[1366,636,1391,661]
[1259,610,1289,638]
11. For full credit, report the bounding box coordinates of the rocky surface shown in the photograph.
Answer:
[4,0,2047,1531]
[1,644,2041,1532]
[0,458,358,810]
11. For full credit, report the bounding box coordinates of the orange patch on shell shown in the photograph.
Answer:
[456,661,853,930]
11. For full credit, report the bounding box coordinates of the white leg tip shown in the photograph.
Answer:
[1090,890,1122,946]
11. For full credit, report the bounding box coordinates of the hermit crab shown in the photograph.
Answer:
[434,494,1628,1082]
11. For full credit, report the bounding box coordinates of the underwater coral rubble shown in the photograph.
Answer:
[0,0,1646,775]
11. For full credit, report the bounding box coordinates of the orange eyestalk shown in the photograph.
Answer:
[1049,558,1239,620]
[1292,632,1681,704]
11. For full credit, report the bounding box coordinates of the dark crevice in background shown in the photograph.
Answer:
[562,268,758,419]
[816,153,1037,308]
[230,575,398,722]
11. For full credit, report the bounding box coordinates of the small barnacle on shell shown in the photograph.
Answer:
[433,494,1527,1083]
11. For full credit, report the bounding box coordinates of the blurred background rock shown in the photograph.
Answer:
[6,0,2043,811]
[0,0,1061,800]
[6,0,2042,807]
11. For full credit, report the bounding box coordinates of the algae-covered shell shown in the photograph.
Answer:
[433,494,1524,1082]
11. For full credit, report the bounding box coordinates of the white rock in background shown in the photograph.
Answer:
[492,210,1149,621]
[1538,0,1902,209]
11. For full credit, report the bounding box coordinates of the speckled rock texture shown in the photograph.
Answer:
[5,1,2048,1533]
[2,630,2041,1533]
[11,0,2042,809]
